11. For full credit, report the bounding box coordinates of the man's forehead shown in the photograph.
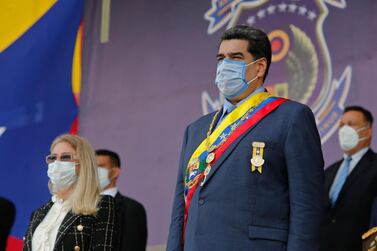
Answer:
[218,39,250,54]
[341,110,366,122]
[96,155,112,163]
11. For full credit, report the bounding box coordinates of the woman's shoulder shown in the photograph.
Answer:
[34,200,54,214]
[27,200,53,223]
[97,195,115,211]
[99,194,115,204]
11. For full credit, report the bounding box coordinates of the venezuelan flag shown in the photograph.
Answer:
[0,0,83,248]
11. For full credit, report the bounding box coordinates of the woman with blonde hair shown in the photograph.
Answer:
[23,134,118,251]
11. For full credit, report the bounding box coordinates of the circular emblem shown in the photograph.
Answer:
[206,152,215,164]
[250,155,265,167]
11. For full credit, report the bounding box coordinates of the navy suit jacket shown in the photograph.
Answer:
[370,196,377,228]
[114,192,147,251]
[321,149,377,251]
[167,99,324,251]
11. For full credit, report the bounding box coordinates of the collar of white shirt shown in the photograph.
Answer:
[101,187,118,198]
[221,86,266,118]
[343,147,369,174]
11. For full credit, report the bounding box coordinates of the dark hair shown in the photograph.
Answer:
[344,106,374,125]
[95,149,121,168]
[220,25,272,82]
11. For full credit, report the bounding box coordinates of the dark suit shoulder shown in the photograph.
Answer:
[277,99,314,116]
[325,159,343,173]
[115,193,145,211]
[33,200,54,215]
[325,149,377,171]
[364,149,377,161]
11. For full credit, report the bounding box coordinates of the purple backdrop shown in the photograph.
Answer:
[80,0,377,246]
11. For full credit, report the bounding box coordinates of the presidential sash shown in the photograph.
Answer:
[182,92,287,239]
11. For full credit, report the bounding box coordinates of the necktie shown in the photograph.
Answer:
[329,156,352,206]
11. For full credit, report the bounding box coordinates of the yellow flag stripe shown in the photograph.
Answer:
[0,0,57,52]
[72,23,82,99]
[187,92,271,166]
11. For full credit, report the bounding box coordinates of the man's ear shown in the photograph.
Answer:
[365,127,373,138]
[256,58,267,79]
[111,167,121,180]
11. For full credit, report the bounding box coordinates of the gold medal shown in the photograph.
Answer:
[204,166,211,175]
[250,155,265,167]
[206,152,215,164]
[251,141,265,174]
[200,166,211,186]
[252,142,265,148]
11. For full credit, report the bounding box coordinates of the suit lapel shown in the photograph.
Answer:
[325,162,342,195]
[211,108,223,133]
[53,211,80,249]
[31,201,54,235]
[115,192,125,217]
[202,107,274,186]
[324,162,342,207]
[335,149,375,207]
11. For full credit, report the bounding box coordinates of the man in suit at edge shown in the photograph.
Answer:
[166,25,324,251]
[0,197,16,251]
[96,149,148,251]
[321,106,377,251]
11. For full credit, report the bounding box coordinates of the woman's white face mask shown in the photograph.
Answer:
[338,125,369,151]
[47,161,77,192]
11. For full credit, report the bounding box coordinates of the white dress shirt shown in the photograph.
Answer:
[32,195,70,251]
[101,187,118,198]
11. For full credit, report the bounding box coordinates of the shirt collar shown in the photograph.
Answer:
[101,187,118,198]
[52,195,64,203]
[221,86,266,116]
[343,147,369,163]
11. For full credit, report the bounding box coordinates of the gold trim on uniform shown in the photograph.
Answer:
[363,227,377,240]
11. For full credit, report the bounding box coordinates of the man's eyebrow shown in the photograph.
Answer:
[216,52,244,58]
[229,52,244,57]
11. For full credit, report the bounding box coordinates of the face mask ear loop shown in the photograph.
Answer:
[247,75,258,85]
[245,58,262,67]
[356,126,369,133]
[358,125,371,142]
[245,58,262,85]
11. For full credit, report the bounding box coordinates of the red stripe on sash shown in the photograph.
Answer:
[182,97,287,240]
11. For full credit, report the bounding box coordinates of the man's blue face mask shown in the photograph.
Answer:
[215,58,261,99]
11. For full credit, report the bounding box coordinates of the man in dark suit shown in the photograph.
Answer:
[321,106,377,251]
[96,149,148,251]
[166,25,324,251]
[0,197,15,251]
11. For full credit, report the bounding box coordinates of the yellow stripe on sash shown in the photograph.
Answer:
[187,92,271,167]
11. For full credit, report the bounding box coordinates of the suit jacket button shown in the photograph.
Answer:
[77,225,84,231]
[74,246,80,251]
[199,199,205,205]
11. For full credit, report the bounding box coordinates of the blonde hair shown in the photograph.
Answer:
[50,134,100,215]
